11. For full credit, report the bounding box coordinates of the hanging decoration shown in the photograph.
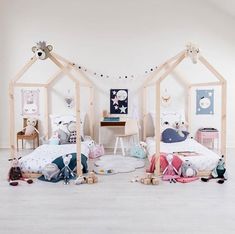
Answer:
[161,88,172,107]
[21,89,40,116]
[64,89,74,109]
[110,89,128,114]
[196,89,214,115]
[71,62,158,81]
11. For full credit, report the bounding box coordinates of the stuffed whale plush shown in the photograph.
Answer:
[162,128,189,143]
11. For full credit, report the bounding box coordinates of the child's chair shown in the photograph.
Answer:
[17,118,39,151]
[114,119,139,156]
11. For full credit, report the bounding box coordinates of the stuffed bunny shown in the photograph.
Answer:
[23,117,39,136]
[8,157,33,186]
[59,154,75,185]
[162,154,181,183]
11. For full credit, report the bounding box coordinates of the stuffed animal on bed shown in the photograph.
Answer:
[42,163,60,181]
[23,117,39,136]
[32,41,53,60]
[180,160,197,178]
[174,121,188,138]
[59,154,75,185]
[201,155,227,184]
[8,157,33,186]
[162,128,189,143]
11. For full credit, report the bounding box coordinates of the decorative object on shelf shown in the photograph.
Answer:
[196,128,219,151]
[110,89,128,114]
[196,89,214,115]
[161,88,171,107]
[186,42,200,64]
[21,89,40,116]
[32,41,53,60]
[64,89,74,108]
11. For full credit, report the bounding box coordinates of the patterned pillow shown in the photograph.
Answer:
[69,131,77,143]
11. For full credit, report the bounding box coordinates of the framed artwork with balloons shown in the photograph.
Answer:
[110,89,128,114]
[21,89,40,116]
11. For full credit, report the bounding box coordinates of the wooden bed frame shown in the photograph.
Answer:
[9,46,94,176]
[142,45,227,176]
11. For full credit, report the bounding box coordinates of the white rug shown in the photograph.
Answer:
[94,155,145,174]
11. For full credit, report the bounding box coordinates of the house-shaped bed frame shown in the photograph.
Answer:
[9,44,94,176]
[142,44,227,176]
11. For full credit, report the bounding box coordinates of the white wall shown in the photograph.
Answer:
[1,0,235,148]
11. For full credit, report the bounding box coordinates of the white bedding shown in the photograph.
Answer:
[19,143,89,173]
[146,137,220,171]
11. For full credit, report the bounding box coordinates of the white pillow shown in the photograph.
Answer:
[150,111,184,132]
[50,114,85,137]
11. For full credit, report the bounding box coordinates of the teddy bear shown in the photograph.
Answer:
[59,154,75,185]
[180,160,197,178]
[201,155,227,184]
[8,157,33,186]
[22,117,39,136]
[32,41,53,60]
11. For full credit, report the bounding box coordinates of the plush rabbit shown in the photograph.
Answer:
[23,117,39,136]
[8,157,33,186]
[162,154,181,183]
[59,154,75,185]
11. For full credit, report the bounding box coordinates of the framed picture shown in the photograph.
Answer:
[21,89,40,116]
[110,89,128,114]
[196,89,214,115]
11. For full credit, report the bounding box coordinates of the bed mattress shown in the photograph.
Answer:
[19,143,89,174]
[146,137,220,171]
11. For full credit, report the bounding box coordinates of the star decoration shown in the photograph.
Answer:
[112,91,116,95]
[119,105,127,113]
[112,96,119,105]
[114,105,118,110]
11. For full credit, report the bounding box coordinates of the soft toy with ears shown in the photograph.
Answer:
[8,157,33,186]
[201,155,227,184]
[59,154,75,185]
[174,121,188,137]
[23,117,39,136]
[32,41,53,60]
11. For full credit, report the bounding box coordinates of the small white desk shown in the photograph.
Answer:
[98,120,126,145]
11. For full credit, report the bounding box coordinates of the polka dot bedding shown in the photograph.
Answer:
[19,143,89,174]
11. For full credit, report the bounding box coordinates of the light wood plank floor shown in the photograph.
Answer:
[0,148,235,234]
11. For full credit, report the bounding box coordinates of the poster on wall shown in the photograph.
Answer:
[21,89,40,116]
[110,89,128,114]
[196,89,214,115]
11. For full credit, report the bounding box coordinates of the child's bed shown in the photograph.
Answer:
[146,137,220,171]
[19,143,90,174]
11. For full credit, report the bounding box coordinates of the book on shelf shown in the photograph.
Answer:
[103,117,120,122]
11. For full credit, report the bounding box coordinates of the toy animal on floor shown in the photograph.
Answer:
[23,117,39,136]
[8,157,33,186]
[32,41,53,60]
[162,154,181,183]
[201,155,227,184]
[186,42,200,64]
[59,154,75,185]
[181,160,197,178]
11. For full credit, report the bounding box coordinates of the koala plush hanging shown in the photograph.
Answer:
[32,41,53,60]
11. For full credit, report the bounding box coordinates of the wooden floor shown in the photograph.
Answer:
[0,148,235,234]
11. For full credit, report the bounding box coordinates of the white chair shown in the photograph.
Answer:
[114,119,139,156]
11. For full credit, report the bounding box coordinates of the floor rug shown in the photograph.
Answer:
[94,155,145,174]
